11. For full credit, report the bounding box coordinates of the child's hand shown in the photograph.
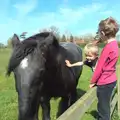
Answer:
[65,60,72,67]
[89,83,96,88]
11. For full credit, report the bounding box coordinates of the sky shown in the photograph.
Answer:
[0,0,120,44]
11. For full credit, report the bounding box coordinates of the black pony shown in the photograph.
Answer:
[6,32,83,120]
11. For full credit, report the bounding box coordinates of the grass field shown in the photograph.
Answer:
[0,48,120,120]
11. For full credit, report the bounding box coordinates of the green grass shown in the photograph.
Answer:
[0,48,119,120]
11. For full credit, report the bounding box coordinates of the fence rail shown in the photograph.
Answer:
[57,66,120,120]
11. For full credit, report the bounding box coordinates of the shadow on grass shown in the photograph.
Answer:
[77,89,99,119]
[90,110,98,119]
[85,110,98,119]
[56,88,86,118]
[77,88,86,99]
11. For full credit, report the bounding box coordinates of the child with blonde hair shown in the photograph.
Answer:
[65,43,99,72]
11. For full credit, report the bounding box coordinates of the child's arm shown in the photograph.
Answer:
[65,60,83,67]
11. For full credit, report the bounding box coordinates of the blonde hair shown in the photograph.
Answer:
[84,43,99,56]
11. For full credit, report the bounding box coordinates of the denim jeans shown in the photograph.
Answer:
[96,81,116,120]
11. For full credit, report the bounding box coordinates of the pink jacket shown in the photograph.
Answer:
[90,40,119,85]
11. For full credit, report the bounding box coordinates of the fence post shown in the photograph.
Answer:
[117,66,120,117]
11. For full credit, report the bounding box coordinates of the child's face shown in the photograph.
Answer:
[85,52,97,62]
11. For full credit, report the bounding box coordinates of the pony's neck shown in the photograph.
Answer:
[46,46,62,67]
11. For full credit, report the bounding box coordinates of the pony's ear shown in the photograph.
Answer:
[44,33,54,45]
[37,33,54,47]
[44,33,59,47]
[37,33,58,49]
[11,34,20,48]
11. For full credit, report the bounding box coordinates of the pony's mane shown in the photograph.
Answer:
[23,32,51,42]
[6,32,59,76]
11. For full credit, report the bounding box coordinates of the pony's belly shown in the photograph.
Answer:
[42,70,77,97]
[46,89,68,97]
[44,79,75,97]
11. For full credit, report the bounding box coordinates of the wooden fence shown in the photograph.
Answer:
[57,66,120,120]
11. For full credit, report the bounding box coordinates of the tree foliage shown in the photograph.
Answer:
[0,43,4,49]
[7,38,12,48]
[3,25,120,48]
[61,34,66,42]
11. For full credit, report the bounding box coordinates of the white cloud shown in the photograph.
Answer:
[13,0,38,18]
[25,3,103,34]
[59,3,102,23]
[0,2,101,40]
[1,1,120,44]
[63,0,69,5]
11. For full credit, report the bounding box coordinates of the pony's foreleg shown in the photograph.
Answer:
[69,89,77,105]
[18,94,40,120]
[40,96,51,120]
[58,89,77,117]
[33,103,39,120]
[57,90,77,118]
[57,96,69,118]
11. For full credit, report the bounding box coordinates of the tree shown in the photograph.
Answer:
[49,26,60,39]
[0,43,4,49]
[70,34,74,42]
[61,34,66,42]
[40,26,60,40]
[82,33,94,42]
[69,34,76,44]
[7,37,12,48]
[64,30,71,41]
[39,28,49,33]
[116,34,120,41]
